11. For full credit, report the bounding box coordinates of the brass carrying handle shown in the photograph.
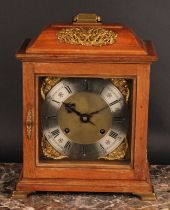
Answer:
[26,109,32,140]
[73,13,101,25]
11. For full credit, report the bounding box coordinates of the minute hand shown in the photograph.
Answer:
[89,105,109,116]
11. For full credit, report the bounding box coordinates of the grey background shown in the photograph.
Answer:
[0,0,170,164]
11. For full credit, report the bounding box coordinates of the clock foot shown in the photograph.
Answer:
[11,191,33,199]
[133,192,157,201]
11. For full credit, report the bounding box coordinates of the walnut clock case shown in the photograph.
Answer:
[13,14,157,200]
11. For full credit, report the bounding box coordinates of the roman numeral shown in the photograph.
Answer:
[113,117,126,122]
[46,115,57,119]
[64,141,71,151]
[65,86,72,94]
[109,98,121,106]
[109,130,118,139]
[51,129,60,138]
[99,87,105,95]
[52,99,60,104]
[99,143,105,151]
[82,145,87,156]
[84,79,89,90]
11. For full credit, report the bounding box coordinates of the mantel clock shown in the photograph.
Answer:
[13,14,157,200]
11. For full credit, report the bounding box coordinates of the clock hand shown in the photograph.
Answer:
[63,102,95,125]
[88,120,95,125]
[63,102,82,116]
[89,105,109,116]
[80,114,95,125]
[89,98,123,116]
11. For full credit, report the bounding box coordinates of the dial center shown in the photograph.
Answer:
[81,114,89,123]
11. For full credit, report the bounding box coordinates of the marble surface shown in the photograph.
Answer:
[0,164,169,210]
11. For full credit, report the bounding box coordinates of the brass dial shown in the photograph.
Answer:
[59,92,112,144]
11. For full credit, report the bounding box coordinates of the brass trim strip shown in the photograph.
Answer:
[26,109,32,140]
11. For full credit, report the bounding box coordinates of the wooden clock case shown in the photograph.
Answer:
[13,15,157,200]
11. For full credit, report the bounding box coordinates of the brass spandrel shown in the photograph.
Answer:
[98,138,128,160]
[41,135,68,160]
[41,77,61,100]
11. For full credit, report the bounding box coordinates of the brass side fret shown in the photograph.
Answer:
[26,109,32,140]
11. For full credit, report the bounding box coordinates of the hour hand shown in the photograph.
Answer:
[63,102,82,116]
[63,102,95,126]
[63,102,75,112]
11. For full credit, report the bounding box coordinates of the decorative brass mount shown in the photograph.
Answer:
[133,193,157,201]
[73,13,101,25]
[11,191,33,199]
[57,28,117,47]
[26,109,32,140]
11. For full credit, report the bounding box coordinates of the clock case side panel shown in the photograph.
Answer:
[22,62,36,178]
[133,64,151,179]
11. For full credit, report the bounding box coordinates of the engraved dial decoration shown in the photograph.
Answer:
[41,78,128,160]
